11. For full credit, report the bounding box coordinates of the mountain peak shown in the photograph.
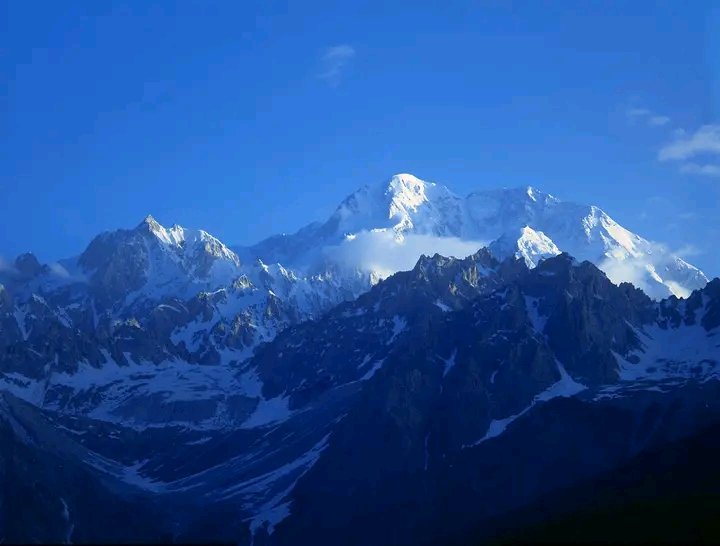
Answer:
[386,172,429,191]
[389,172,424,182]
[135,215,189,247]
[14,252,44,278]
[140,213,157,225]
[137,213,165,234]
[247,173,707,299]
[488,226,561,268]
[384,173,436,217]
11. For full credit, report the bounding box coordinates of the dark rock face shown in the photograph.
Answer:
[1,247,720,545]
[78,228,152,307]
[521,257,654,385]
[14,253,46,279]
[0,393,168,543]
[701,278,720,331]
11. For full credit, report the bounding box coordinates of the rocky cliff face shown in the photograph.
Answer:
[1,244,719,544]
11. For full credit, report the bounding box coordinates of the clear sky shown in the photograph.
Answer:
[3,1,720,276]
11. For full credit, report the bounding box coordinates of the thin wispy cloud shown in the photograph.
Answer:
[679,162,720,176]
[626,107,671,128]
[674,243,703,258]
[677,211,699,221]
[648,115,670,127]
[627,107,651,118]
[658,124,720,177]
[628,103,720,177]
[317,44,356,87]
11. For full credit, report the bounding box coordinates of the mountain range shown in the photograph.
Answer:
[0,173,718,544]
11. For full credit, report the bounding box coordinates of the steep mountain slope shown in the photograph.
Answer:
[0,174,716,544]
[1,174,704,431]
[261,258,720,546]
[0,392,170,543]
[2,246,718,544]
[485,420,720,545]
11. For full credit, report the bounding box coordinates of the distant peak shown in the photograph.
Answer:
[383,174,436,218]
[135,215,185,247]
[14,252,43,278]
[488,225,561,268]
[389,172,424,184]
[137,214,163,231]
[386,173,432,194]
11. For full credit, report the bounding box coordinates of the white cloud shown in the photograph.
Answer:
[677,211,699,221]
[659,124,720,161]
[322,230,487,279]
[599,240,702,299]
[648,115,670,127]
[0,255,86,282]
[627,108,651,118]
[626,107,671,128]
[678,162,720,176]
[599,256,665,298]
[317,44,355,86]
[47,262,71,278]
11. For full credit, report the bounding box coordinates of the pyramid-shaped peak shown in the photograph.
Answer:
[137,214,164,231]
[488,225,561,268]
[14,252,44,278]
[134,215,191,248]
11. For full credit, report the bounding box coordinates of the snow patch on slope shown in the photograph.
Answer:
[360,358,386,381]
[228,434,331,536]
[615,322,720,383]
[524,296,548,334]
[386,315,408,345]
[241,394,294,429]
[441,349,458,378]
[465,360,586,447]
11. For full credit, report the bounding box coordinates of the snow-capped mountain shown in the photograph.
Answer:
[0,173,710,429]
[0,172,718,544]
[2,249,720,545]
[77,214,243,306]
[242,173,707,299]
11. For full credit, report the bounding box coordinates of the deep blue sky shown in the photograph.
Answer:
[3,1,720,275]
